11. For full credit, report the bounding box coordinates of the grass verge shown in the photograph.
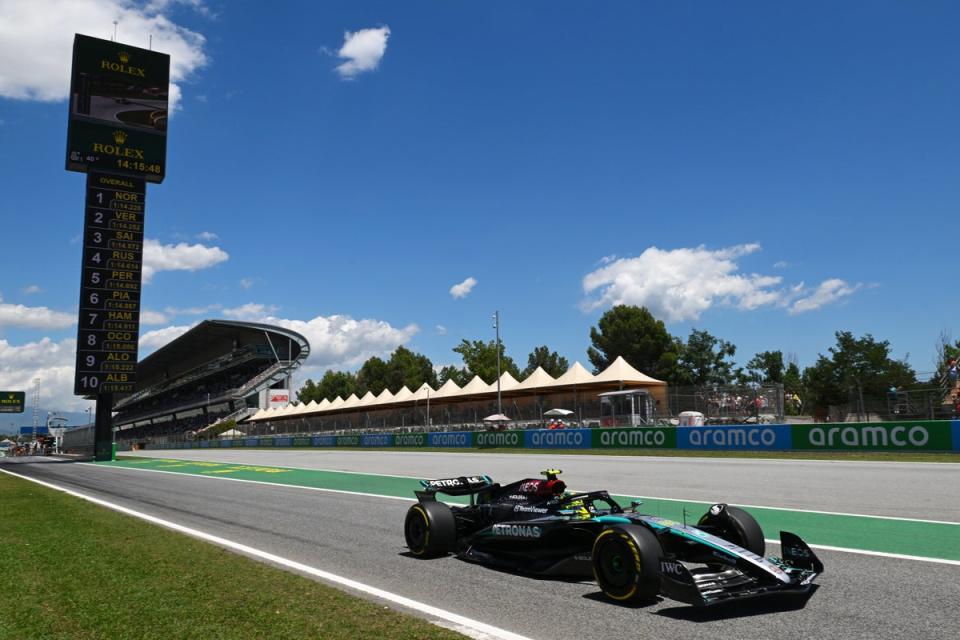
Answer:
[0,472,465,640]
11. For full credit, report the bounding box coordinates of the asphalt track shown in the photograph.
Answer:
[4,452,959,640]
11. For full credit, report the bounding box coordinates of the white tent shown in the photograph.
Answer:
[391,386,413,402]
[497,372,521,391]
[548,361,595,387]
[593,356,665,385]
[410,383,436,401]
[373,388,395,405]
[458,375,492,396]
[513,366,556,391]
[219,428,244,437]
[433,378,462,399]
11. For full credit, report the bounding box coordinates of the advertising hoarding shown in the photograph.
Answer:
[66,34,170,183]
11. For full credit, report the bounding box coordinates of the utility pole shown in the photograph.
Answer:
[493,311,502,416]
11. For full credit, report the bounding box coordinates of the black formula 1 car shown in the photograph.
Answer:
[404,470,823,606]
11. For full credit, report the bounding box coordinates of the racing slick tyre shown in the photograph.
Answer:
[592,525,661,603]
[404,502,456,558]
[698,504,765,557]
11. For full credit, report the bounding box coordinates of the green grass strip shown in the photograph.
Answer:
[0,472,466,640]
[105,457,960,562]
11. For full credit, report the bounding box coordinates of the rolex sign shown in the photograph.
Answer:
[66,34,170,183]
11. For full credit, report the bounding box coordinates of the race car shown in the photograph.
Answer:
[403,469,823,606]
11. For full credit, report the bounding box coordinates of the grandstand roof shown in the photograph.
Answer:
[133,319,310,391]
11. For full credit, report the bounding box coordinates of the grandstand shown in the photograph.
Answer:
[63,320,309,453]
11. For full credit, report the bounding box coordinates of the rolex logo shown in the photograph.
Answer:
[113,130,128,145]
[118,51,130,64]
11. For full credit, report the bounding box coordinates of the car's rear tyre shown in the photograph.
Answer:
[592,525,661,603]
[698,504,765,557]
[404,502,456,558]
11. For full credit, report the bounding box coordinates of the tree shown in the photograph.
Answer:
[314,370,358,401]
[587,305,680,379]
[935,330,960,381]
[783,361,803,393]
[297,378,319,403]
[452,339,520,383]
[671,329,737,386]
[437,365,469,387]
[745,350,785,384]
[355,357,389,396]
[523,346,569,378]
[801,331,916,411]
[384,346,438,392]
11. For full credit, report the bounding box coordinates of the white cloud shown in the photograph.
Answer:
[239,277,255,290]
[582,244,862,321]
[0,298,74,329]
[196,231,218,241]
[162,303,220,316]
[788,279,861,315]
[265,314,418,371]
[139,309,169,324]
[21,285,42,294]
[582,244,784,322]
[139,323,194,351]
[335,26,390,78]
[222,303,278,321]
[0,337,84,412]
[142,238,228,282]
[773,261,789,269]
[435,324,448,336]
[450,276,478,299]
[0,0,207,110]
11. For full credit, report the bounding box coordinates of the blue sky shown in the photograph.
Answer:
[1,0,957,415]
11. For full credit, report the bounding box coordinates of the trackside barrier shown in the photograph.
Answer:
[121,420,960,453]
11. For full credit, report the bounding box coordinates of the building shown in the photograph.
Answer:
[246,357,667,433]
[61,320,309,452]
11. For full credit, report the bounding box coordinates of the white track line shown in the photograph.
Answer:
[764,539,960,567]
[0,468,532,640]
[614,492,960,527]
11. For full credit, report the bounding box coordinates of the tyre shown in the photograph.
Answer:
[698,504,765,557]
[404,502,456,558]
[592,525,662,603]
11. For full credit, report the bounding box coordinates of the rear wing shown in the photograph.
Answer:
[416,475,495,498]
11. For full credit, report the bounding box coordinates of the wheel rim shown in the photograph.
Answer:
[596,537,636,593]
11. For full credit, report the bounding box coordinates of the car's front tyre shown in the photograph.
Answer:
[698,504,765,557]
[592,525,661,603]
[404,502,456,558]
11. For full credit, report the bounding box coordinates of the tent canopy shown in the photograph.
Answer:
[544,408,574,416]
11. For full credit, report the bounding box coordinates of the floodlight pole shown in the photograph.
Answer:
[493,311,502,416]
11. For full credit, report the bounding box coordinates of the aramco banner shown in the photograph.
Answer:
[792,421,952,451]
[140,420,960,452]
